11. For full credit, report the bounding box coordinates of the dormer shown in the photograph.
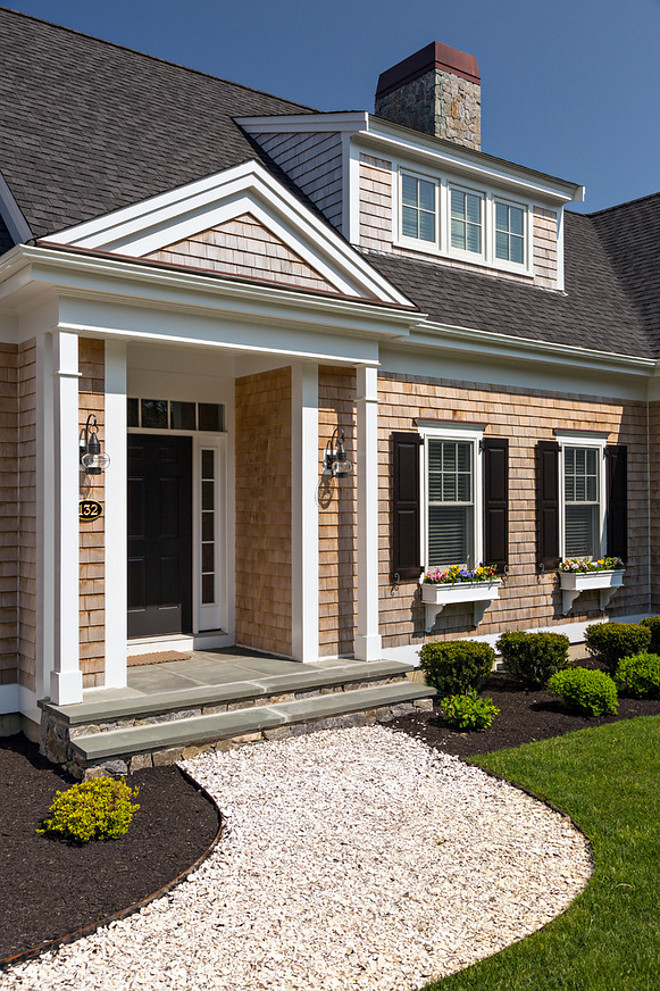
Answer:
[238,42,584,293]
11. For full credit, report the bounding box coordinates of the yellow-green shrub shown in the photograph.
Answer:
[38,777,140,843]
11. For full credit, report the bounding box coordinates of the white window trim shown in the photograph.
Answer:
[396,168,440,252]
[392,159,534,276]
[447,182,486,263]
[556,432,607,561]
[417,421,485,575]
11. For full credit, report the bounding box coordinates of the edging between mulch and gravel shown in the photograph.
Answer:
[0,766,223,972]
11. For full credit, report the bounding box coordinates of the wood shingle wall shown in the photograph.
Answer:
[78,338,105,687]
[235,367,292,656]
[253,131,344,231]
[318,367,357,656]
[377,373,649,646]
[0,343,18,686]
[17,340,36,691]
[148,214,335,293]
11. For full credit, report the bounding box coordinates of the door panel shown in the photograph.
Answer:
[127,435,192,638]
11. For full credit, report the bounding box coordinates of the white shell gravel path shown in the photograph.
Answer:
[3,727,592,991]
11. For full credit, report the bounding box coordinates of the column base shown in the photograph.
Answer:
[354,633,383,662]
[50,669,83,705]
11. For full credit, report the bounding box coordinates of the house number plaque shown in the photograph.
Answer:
[79,500,103,523]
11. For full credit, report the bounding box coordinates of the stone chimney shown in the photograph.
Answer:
[375,42,481,150]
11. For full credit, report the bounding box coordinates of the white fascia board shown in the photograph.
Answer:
[404,318,655,377]
[0,170,32,245]
[236,112,369,134]
[357,122,584,206]
[43,160,411,307]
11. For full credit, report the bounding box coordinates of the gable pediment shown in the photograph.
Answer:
[147,212,336,293]
[44,161,412,305]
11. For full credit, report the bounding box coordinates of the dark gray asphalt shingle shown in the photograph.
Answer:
[0,7,313,239]
[362,210,654,359]
[590,193,660,355]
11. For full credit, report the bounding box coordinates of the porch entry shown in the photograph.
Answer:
[128,435,193,638]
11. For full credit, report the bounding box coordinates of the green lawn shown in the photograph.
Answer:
[423,715,660,991]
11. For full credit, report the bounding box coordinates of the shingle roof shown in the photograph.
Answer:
[362,210,655,359]
[590,193,660,355]
[0,7,313,239]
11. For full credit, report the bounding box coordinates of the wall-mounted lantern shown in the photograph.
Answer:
[323,427,352,479]
[79,413,110,475]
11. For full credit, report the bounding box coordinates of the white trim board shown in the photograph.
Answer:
[43,161,412,307]
[0,169,32,245]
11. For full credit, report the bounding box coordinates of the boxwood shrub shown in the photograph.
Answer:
[547,667,618,717]
[37,777,140,844]
[584,622,651,674]
[640,616,660,654]
[614,651,660,699]
[440,690,499,731]
[496,630,570,689]
[418,640,495,696]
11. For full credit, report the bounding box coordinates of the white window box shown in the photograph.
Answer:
[559,569,624,615]
[421,579,502,632]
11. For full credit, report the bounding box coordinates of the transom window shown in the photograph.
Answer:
[495,201,525,264]
[426,438,474,567]
[401,173,436,242]
[564,445,601,558]
[127,398,225,432]
[450,188,483,254]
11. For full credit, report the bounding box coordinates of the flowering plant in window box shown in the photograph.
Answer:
[421,565,501,630]
[558,558,625,615]
[423,564,498,584]
[558,557,625,574]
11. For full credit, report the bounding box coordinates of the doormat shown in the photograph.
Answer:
[127,651,191,667]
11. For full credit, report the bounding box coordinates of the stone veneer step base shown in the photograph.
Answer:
[45,681,435,779]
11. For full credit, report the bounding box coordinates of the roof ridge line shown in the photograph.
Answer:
[585,190,660,217]
[0,5,315,112]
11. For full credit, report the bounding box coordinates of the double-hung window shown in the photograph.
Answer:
[400,172,437,243]
[557,434,606,561]
[495,200,525,265]
[450,187,483,256]
[420,424,484,571]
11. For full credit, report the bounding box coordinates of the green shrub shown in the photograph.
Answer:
[418,640,495,696]
[547,667,618,717]
[38,777,140,844]
[496,630,570,689]
[584,622,651,674]
[614,651,660,699]
[640,616,660,654]
[440,690,499,731]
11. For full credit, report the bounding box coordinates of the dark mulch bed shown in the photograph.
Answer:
[0,734,220,964]
[391,671,660,757]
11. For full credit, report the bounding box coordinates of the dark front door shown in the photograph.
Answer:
[128,435,192,638]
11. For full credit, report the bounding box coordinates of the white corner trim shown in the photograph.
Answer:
[43,160,412,307]
[291,363,319,661]
[0,169,32,245]
[104,340,128,689]
[355,365,382,660]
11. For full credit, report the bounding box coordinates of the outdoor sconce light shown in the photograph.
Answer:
[79,413,110,475]
[323,427,352,479]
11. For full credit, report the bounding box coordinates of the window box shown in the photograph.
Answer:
[421,579,502,631]
[559,568,625,615]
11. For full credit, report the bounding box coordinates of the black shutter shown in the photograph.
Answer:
[606,445,627,562]
[536,440,560,569]
[483,437,509,571]
[392,432,423,581]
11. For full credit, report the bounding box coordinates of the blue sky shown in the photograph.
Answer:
[6,0,659,212]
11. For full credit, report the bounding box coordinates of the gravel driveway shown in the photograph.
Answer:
[3,727,592,991]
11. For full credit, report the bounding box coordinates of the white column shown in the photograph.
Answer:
[291,363,319,662]
[50,331,83,704]
[355,365,382,660]
[104,340,127,688]
[35,333,54,703]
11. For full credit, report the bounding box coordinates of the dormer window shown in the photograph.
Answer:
[495,200,525,265]
[450,187,483,256]
[400,172,437,243]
